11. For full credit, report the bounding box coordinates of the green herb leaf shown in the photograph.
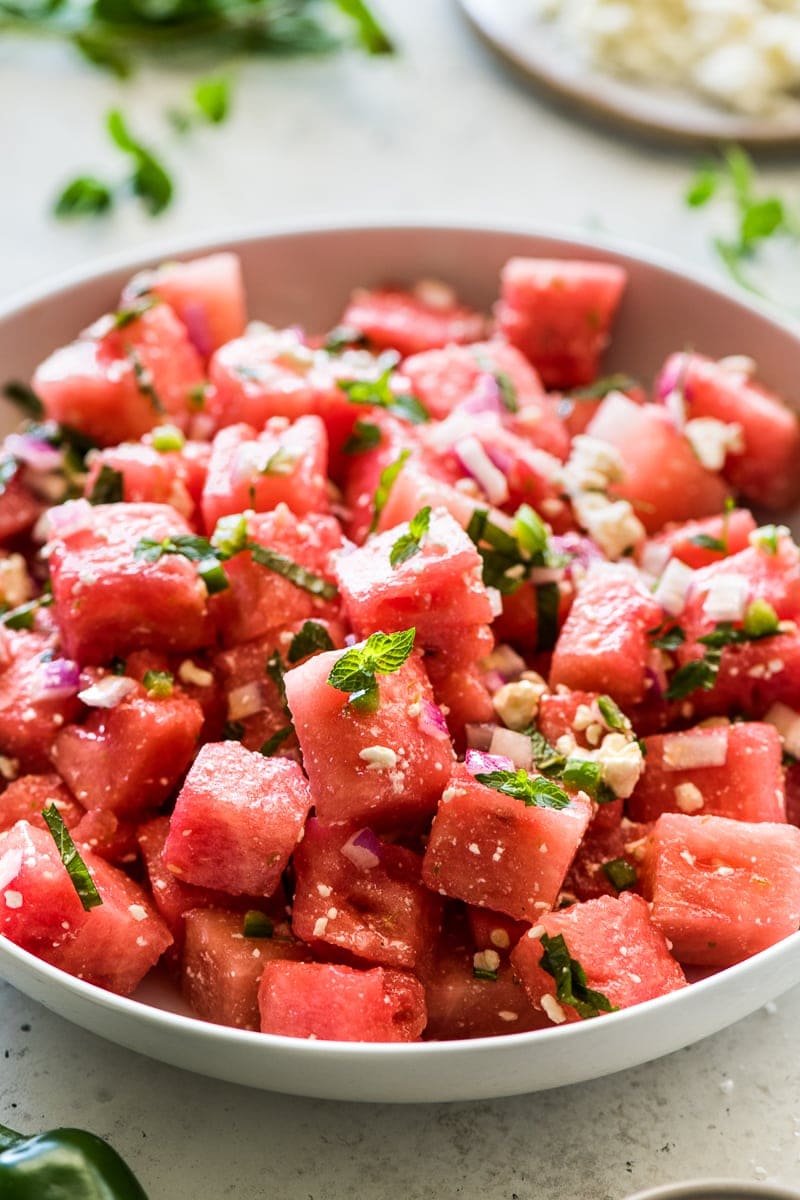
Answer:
[243,909,274,937]
[88,464,124,505]
[665,656,719,701]
[494,370,518,413]
[370,448,410,534]
[41,803,103,912]
[287,620,335,664]
[648,623,687,653]
[71,28,131,77]
[126,346,165,413]
[210,513,249,559]
[685,165,718,208]
[327,627,415,711]
[338,366,429,425]
[266,650,288,711]
[2,381,45,420]
[603,858,638,892]
[689,533,727,553]
[474,769,570,810]
[222,719,245,741]
[259,725,293,756]
[53,175,114,218]
[332,0,394,53]
[249,543,338,600]
[567,373,638,401]
[597,694,631,734]
[324,324,369,354]
[151,423,185,452]
[343,419,381,455]
[194,76,230,124]
[535,582,560,653]
[751,525,780,555]
[528,729,566,777]
[1,599,41,630]
[538,931,615,1020]
[562,756,615,804]
[107,108,174,216]
[134,533,215,564]
[390,505,431,568]
[112,298,155,329]
[143,668,174,698]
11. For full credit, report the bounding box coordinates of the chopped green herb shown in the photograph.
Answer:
[327,627,415,713]
[338,366,429,425]
[538,931,615,1020]
[110,656,127,676]
[287,620,335,664]
[259,726,293,756]
[493,370,518,413]
[474,769,570,810]
[53,175,113,218]
[343,419,382,455]
[535,582,560,653]
[665,613,781,700]
[648,623,687,653]
[151,424,185,452]
[249,543,338,600]
[468,505,570,598]
[135,533,216,565]
[603,858,638,892]
[688,533,727,553]
[472,964,499,982]
[243,909,274,938]
[126,346,165,413]
[187,383,209,411]
[567,373,638,401]
[665,656,720,701]
[1,599,41,631]
[143,669,174,699]
[561,757,615,803]
[87,464,124,505]
[2,381,45,420]
[370,448,410,534]
[266,651,288,711]
[528,729,566,777]
[390,505,431,568]
[112,298,155,329]
[41,803,103,912]
[222,719,246,741]
[597,694,631,734]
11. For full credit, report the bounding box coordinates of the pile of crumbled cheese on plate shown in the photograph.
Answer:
[533,0,800,115]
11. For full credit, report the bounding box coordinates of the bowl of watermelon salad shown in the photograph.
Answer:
[1,221,800,1104]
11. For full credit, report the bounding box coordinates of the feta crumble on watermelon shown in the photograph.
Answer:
[1,248,800,1041]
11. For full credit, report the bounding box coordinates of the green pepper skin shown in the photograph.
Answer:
[0,1123,150,1199]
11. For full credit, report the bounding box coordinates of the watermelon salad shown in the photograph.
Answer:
[1,250,800,1044]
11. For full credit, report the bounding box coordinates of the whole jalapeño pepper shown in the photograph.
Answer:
[0,1121,150,1199]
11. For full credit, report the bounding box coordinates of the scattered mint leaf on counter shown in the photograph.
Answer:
[327,626,415,713]
[41,803,103,912]
[389,505,431,568]
[193,75,231,123]
[88,464,124,505]
[287,620,335,664]
[474,769,570,811]
[332,0,393,53]
[53,175,114,218]
[538,932,615,1020]
[343,419,381,455]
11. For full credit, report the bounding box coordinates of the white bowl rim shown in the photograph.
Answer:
[624,1181,800,1200]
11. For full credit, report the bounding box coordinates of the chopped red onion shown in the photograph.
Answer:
[663,728,728,771]
[465,749,514,775]
[482,669,506,695]
[550,533,604,574]
[35,657,81,701]
[78,675,137,708]
[341,827,382,871]
[454,436,509,505]
[489,727,533,771]
[482,644,526,682]
[458,373,504,417]
[181,300,214,360]
[655,355,687,401]
[47,499,94,539]
[465,722,497,751]
[418,699,450,739]
[227,682,264,721]
[484,444,515,476]
[4,433,63,473]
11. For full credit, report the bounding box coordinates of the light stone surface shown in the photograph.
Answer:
[2,1,800,1197]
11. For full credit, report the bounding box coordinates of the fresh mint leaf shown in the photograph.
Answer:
[597,694,631,734]
[126,346,165,413]
[474,769,570,810]
[41,803,103,911]
[528,729,566,777]
[689,533,727,553]
[194,76,230,124]
[343,419,381,455]
[603,858,637,892]
[338,366,429,425]
[53,175,113,218]
[327,627,415,711]
[685,165,718,208]
[249,543,338,600]
[648,623,686,653]
[390,505,431,568]
[332,0,394,53]
[287,620,335,663]
[243,910,274,937]
[538,931,615,1020]
[259,726,293,756]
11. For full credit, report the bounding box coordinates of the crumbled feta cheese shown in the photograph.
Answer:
[764,701,800,758]
[178,659,215,688]
[0,554,33,609]
[541,993,567,1024]
[572,491,645,560]
[674,781,705,814]
[684,418,744,472]
[3,890,23,909]
[0,756,19,782]
[561,434,625,494]
[492,679,545,730]
[595,732,644,799]
[127,904,148,922]
[358,745,398,771]
[473,949,501,974]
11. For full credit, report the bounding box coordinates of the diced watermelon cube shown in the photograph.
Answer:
[33,303,205,446]
[164,742,313,895]
[641,509,756,572]
[586,392,730,533]
[341,414,421,544]
[676,633,800,724]
[83,442,194,522]
[335,508,493,664]
[0,631,83,772]
[43,853,173,995]
[291,818,442,971]
[208,330,332,428]
[422,764,593,922]
[342,285,486,357]
[550,565,663,707]
[0,471,43,544]
[121,253,247,361]
[284,648,453,830]
[641,812,800,967]
[182,908,307,1030]
[496,258,627,388]
[48,501,214,664]
[628,723,785,824]
[0,819,91,952]
[511,892,686,1024]
[51,681,203,816]
[0,773,84,835]
[258,961,427,1042]
[657,351,800,508]
[211,505,342,647]
[201,416,329,534]
[679,537,800,646]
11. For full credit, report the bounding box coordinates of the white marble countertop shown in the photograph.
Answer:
[2,3,800,1197]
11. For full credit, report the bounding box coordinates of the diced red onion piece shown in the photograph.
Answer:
[663,388,686,429]
[482,644,526,682]
[47,499,94,539]
[227,682,264,721]
[4,433,63,473]
[465,749,514,775]
[764,703,800,759]
[489,727,533,771]
[550,533,604,574]
[484,444,515,475]
[35,657,81,700]
[419,699,450,740]
[181,300,214,360]
[0,847,23,892]
[465,722,497,751]
[662,728,728,771]
[482,669,506,695]
[341,827,382,871]
[454,436,509,505]
[459,373,504,417]
[78,675,137,709]
[655,355,686,401]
